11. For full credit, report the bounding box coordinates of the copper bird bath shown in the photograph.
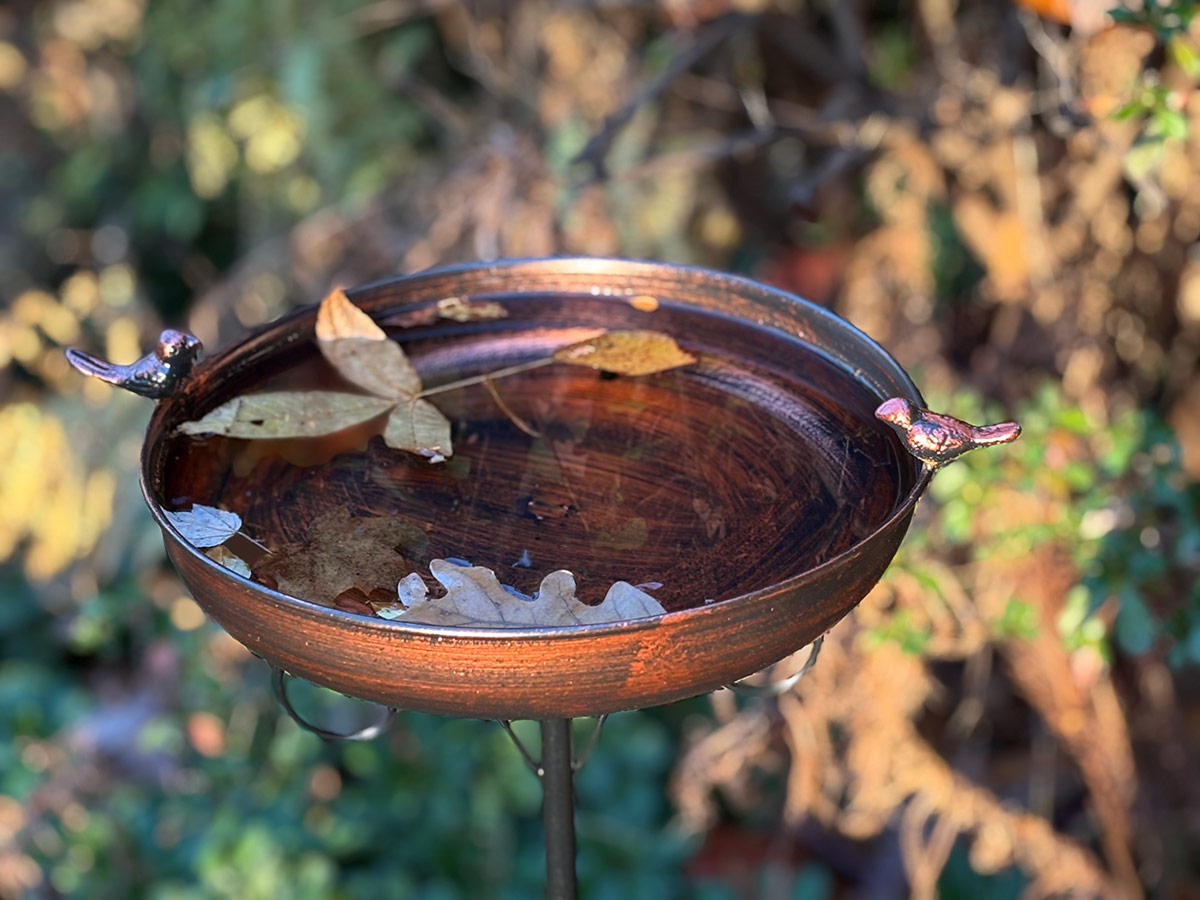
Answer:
[68,257,1019,899]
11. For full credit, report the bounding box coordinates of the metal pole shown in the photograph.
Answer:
[539,718,577,900]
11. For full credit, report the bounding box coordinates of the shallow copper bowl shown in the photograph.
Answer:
[139,258,932,719]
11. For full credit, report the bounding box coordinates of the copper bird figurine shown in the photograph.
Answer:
[66,329,202,399]
[875,397,1020,468]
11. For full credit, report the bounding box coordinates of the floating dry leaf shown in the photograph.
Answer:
[252,510,428,602]
[164,504,242,548]
[178,391,395,440]
[316,289,422,399]
[315,288,385,341]
[553,330,696,376]
[320,338,422,400]
[179,297,687,460]
[316,291,452,456]
[205,545,251,577]
[180,290,452,459]
[380,559,665,627]
[628,295,659,312]
[383,398,453,459]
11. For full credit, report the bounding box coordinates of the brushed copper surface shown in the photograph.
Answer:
[141,258,933,719]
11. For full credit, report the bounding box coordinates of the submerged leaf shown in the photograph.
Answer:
[553,330,696,376]
[252,510,428,602]
[165,504,242,548]
[383,398,453,460]
[205,544,252,577]
[333,587,378,617]
[381,559,665,627]
[178,391,394,439]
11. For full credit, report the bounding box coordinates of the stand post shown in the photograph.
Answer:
[539,718,577,900]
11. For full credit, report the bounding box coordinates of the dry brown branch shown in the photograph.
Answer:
[670,705,775,833]
[774,633,1121,897]
[670,72,889,146]
[615,127,777,181]
[987,547,1140,896]
[901,792,959,900]
[574,12,753,179]
[351,0,453,35]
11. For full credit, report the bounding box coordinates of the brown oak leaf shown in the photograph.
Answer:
[252,510,428,603]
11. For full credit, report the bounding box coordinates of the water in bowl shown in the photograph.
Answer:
[158,294,912,614]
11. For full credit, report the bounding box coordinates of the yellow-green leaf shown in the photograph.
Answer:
[553,330,696,376]
[436,296,508,322]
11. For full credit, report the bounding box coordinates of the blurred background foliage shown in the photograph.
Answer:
[1,0,1199,897]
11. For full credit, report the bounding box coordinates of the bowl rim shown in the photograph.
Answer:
[142,256,933,642]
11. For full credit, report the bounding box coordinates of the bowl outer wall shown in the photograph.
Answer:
[143,258,931,719]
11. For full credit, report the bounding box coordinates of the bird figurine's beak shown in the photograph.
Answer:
[875,397,1020,469]
[65,328,202,400]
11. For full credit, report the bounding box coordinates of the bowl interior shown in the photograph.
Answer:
[149,266,920,618]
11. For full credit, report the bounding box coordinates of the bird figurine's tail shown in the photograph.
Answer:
[65,329,202,399]
[969,421,1021,446]
[64,347,124,386]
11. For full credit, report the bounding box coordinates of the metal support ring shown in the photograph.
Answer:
[571,714,608,772]
[728,634,824,697]
[499,720,544,776]
[497,715,609,776]
[271,667,397,742]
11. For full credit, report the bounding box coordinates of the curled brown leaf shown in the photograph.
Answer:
[380,559,665,628]
[319,337,422,400]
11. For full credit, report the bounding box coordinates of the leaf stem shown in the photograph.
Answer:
[483,377,543,438]
[416,356,556,398]
[238,531,272,554]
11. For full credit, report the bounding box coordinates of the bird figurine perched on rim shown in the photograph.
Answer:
[65,329,202,400]
[875,397,1021,469]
